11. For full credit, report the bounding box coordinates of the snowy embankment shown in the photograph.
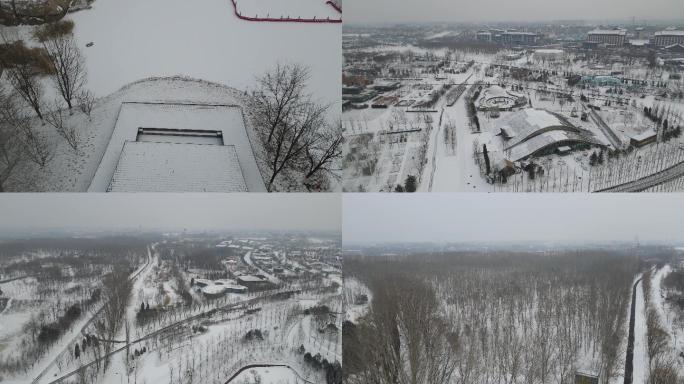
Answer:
[651,264,684,376]
[343,276,370,324]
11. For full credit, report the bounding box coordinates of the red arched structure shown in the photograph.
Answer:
[231,0,342,23]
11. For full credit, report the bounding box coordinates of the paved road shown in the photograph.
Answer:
[587,107,622,149]
[624,277,643,384]
[0,275,35,284]
[595,161,684,192]
[424,75,472,192]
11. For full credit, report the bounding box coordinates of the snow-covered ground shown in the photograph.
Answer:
[66,0,340,110]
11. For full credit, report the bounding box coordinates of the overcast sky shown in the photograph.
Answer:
[0,194,340,234]
[344,194,684,245]
[346,0,684,24]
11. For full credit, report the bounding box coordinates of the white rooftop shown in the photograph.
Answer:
[201,285,226,295]
[90,102,265,192]
[631,130,657,141]
[107,141,247,192]
[237,275,266,282]
[655,30,684,36]
[588,29,626,36]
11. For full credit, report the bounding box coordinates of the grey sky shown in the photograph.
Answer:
[345,0,684,24]
[343,194,684,244]
[0,194,340,234]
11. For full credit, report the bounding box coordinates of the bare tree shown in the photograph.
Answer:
[0,41,51,119]
[33,20,87,110]
[45,107,79,151]
[0,89,25,192]
[263,95,327,190]
[303,120,342,190]
[252,63,339,191]
[77,89,95,119]
[252,63,310,144]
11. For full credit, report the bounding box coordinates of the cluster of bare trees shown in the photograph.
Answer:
[0,19,92,190]
[345,250,640,384]
[0,249,128,376]
[252,63,342,191]
[343,273,458,384]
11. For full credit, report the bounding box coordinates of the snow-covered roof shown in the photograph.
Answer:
[500,109,570,145]
[629,39,649,46]
[534,49,564,54]
[90,102,265,192]
[201,285,226,295]
[237,275,266,282]
[630,130,657,141]
[506,130,598,161]
[655,30,684,36]
[588,29,626,36]
[498,109,599,161]
[107,141,248,192]
[504,31,536,36]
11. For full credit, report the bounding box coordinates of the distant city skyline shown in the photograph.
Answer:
[345,0,684,25]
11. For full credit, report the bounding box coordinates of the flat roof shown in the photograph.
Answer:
[655,30,684,36]
[588,29,626,36]
[107,141,248,192]
[631,130,657,141]
[89,102,265,192]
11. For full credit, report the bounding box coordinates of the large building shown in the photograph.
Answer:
[89,102,265,192]
[586,29,626,46]
[653,30,684,47]
[501,31,539,45]
[497,109,603,161]
[476,31,493,42]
